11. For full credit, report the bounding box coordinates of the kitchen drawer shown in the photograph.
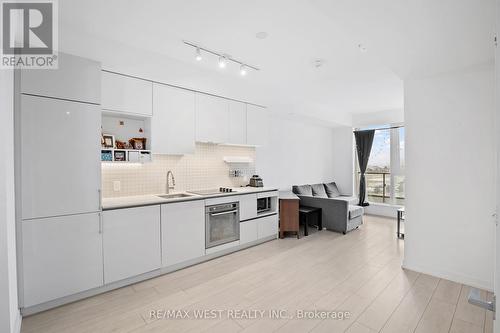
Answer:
[258,214,279,239]
[240,219,258,245]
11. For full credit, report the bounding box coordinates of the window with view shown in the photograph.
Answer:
[356,126,405,205]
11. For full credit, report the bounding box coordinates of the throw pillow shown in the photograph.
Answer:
[311,183,328,197]
[324,182,341,198]
[292,184,313,196]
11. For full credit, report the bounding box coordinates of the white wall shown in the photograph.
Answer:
[331,126,354,195]
[352,109,404,128]
[403,65,496,290]
[58,26,353,126]
[256,114,336,190]
[0,70,21,332]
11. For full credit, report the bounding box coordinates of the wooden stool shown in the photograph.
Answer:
[299,206,322,236]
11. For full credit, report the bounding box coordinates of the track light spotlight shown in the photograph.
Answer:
[218,55,227,68]
[195,47,202,61]
[240,64,247,76]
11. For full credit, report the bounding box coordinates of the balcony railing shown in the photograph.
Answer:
[360,172,405,204]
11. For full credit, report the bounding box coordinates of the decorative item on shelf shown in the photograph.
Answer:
[102,134,115,148]
[101,150,113,162]
[115,140,128,149]
[139,127,144,133]
[129,137,147,150]
[119,120,125,126]
[229,170,243,177]
[114,150,126,162]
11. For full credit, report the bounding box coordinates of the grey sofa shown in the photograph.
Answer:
[292,182,363,234]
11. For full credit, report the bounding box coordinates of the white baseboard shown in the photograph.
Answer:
[402,260,493,292]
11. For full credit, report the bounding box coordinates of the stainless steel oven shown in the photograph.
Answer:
[205,202,239,249]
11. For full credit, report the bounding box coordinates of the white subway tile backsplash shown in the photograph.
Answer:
[101,143,255,198]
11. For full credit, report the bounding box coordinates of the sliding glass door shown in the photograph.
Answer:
[356,126,405,205]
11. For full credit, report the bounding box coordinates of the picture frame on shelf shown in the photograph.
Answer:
[129,137,147,150]
[115,140,132,150]
[102,134,115,148]
[101,150,113,162]
[114,151,126,162]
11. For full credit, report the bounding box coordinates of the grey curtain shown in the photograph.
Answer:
[354,130,375,206]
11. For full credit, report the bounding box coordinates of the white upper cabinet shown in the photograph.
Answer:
[101,71,153,116]
[228,101,247,145]
[247,104,269,146]
[21,95,101,220]
[20,53,101,104]
[22,213,103,307]
[195,93,229,143]
[103,206,161,284]
[152,84,195,154]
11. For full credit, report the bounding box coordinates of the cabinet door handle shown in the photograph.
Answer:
[98,189,102,210]
[98,213,102,234]
[211,210,238,216]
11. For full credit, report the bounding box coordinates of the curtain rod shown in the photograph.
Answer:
[353,125,404,132]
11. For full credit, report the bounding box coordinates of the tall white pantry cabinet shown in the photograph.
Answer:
[17,53,104,308]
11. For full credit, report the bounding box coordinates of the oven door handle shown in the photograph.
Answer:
[210,210,238,216]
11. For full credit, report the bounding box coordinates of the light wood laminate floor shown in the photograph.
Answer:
[21,215,494,333]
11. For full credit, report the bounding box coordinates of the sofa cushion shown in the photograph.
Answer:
[292,184,312,196]
[334,195,358,205]
[324,182,341,198]
[348,205,364,219]
[311,183,328,197]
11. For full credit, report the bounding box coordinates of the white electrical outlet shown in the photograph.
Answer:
[113,181,121,192]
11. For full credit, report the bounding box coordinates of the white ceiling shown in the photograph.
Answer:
[58,0,494,125]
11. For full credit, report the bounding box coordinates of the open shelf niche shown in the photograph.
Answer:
[101,110,152,163]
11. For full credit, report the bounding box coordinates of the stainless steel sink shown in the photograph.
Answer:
[157,193,194,199]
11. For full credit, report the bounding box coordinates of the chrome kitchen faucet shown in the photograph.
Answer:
[166,170,175,194]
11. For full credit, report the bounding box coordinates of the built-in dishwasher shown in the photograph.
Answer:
[205,202,240,249]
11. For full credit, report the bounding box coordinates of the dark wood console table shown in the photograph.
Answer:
[279,191,300,238]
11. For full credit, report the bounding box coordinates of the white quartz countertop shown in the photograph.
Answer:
[102,187,279,210]
[278,191,299,200]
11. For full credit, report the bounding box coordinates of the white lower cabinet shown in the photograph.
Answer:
[239,194,257,221]
[240,219,258,245]
[102,206,161,284]
[241,214,278,245]
[22,213,103,307]
[162,200,205,267]
[257,214,279,239]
